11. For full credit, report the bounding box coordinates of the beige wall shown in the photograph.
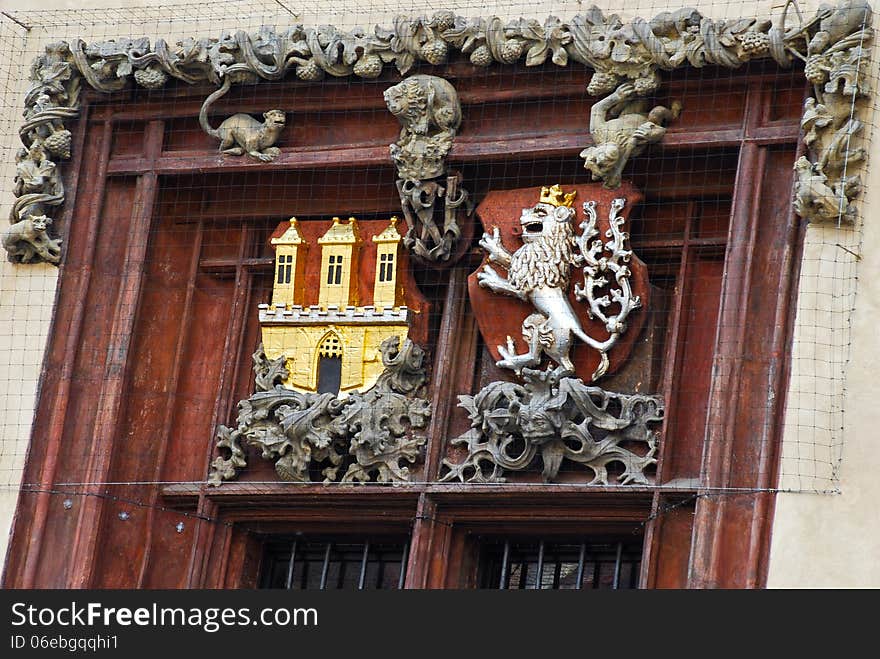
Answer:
[0,0,876,585]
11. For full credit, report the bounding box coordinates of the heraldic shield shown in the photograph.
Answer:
[468,182,650,382]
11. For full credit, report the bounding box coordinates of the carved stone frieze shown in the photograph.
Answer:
[439,369,664,484]
[5,43,79,265]
[385,74,472,264]
[208,336,430,486]
[6,1,874,263]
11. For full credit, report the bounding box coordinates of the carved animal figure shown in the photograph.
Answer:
[477,192,615,378]
[3,214,61,264]
[580,83,681,189]
[793,155,859,224]
[384,74,461,181]
[199,81,285,162]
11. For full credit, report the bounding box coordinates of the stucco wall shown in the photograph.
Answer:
[0,0,876,585]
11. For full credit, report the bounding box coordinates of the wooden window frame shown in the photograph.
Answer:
[4,61,804,589]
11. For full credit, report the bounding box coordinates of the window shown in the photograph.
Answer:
[259,537,410,590]
[276,254,293,284]
[317,334,343,394]
[379,252,394,282]
[477,537,642,590]
[327,254,343,285]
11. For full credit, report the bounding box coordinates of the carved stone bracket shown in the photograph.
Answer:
[792,0,873,224]
[4,43,79,265]
[385,75,473,264]
[439,370,664,485]
[6,1,873,263]
[208,336,431,486]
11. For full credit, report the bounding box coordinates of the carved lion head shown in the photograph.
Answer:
[519,202,575,244]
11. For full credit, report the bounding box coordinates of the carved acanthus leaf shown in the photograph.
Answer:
[208,337,431,486]
[440,370,663,484]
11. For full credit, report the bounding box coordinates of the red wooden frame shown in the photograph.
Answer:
[3,61,805,589]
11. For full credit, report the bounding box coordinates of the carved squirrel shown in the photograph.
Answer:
[199,78,285,162]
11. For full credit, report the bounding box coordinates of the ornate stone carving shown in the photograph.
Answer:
[198,75,286,161]
[385,75,472,264]
[2,214,62,265]
[476,186,640,381]
[793,0,873,224]
[208,336,430,486]
[439,370,663,484]
[580,82,681,189]
[7,2,873,263]
[6,44,79,265]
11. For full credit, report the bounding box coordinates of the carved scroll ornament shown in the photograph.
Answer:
[385,74,472,264]
[6,1,874,263]
[439,369,664,484]
[209,336,430,486]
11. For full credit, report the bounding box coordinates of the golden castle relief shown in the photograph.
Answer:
[259,216,413,396]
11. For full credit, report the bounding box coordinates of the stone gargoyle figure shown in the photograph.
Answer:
[580,82,681,189]
[385,74,462,181]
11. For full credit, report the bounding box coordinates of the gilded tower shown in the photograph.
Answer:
[259,216,410,396]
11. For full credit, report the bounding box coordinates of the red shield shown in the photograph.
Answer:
[468,183,650,382]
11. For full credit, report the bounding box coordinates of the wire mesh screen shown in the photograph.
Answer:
[0,0,874,580]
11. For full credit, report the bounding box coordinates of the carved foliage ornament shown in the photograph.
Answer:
[439,369,664,485]
[208,336,430,485]
[5,1,873,263]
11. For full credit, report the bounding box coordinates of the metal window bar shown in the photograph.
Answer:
[260,538,409,590]
[482,538,641,590]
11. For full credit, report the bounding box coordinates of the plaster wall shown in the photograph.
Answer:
[0,0,875,586]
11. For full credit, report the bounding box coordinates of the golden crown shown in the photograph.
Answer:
[539,184,577,207]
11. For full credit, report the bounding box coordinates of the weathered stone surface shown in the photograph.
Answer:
[439,369,664,484]
[209,336,430,486]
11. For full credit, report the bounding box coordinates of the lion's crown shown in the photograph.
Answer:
[539,184,577,208]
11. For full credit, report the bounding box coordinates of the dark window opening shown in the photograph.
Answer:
[326,255,343,285]
[317,356,341,394]
[379,253,394,282]
[478,538,642,589]
[277,254,293,284]
[259,537,410,589]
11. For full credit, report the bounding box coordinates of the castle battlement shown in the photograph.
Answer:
[259,303,410,326]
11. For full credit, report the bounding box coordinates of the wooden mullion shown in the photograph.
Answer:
[640,203,694,589]
[67,120,165,588]
[135,220,204,587]
[688,76,770,586]
[187,224,252,588]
